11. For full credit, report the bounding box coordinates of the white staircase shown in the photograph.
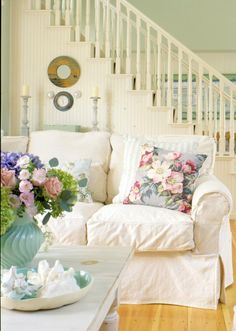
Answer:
[28,0,236,157]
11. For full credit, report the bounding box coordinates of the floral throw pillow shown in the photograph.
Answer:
[58,159,93,203]
[123,145,207,214]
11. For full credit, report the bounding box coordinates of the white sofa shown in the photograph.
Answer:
[1,130,233,309]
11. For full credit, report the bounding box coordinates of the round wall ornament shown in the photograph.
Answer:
[48,56,80,88]
[53,91,74,111]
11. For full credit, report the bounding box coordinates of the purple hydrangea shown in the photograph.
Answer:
[1,152,44,175]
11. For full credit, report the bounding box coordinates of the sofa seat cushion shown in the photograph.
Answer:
[87,204,194,251]
[46,202,104,245]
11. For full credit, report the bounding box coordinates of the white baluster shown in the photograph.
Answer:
[45,0,52,10]
[204,82,209,134]
[229,90,235,156]
[187,57,192,122]
[197,66,203,134]
[95,0,100,58]
[213,92,219,146]
[65,0,71,26]
[146,24,151,90]
[208,74,213,136]
[75,0,81,41]
[167,40,172,107]
[156,33,162,107]
[219,81,225,155]
[55,0,62,25]
[136,16,141,89]
[35,0,41,10]
[105,0,110,58]
[85,0,90,41]
[177,49,182,124]
[126,9,131,74]
[28,0,32,10]
[115,0,121,74]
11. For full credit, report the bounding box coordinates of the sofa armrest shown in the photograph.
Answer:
[191,175,232,254]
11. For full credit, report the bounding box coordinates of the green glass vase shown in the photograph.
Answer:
[1,212,44,269]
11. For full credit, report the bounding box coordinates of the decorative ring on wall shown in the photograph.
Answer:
[48,56,80,88]
[53,91,74,111]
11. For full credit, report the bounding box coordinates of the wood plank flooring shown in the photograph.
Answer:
[119,221,236,331]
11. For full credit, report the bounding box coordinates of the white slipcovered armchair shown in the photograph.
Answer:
[1,131,233,309]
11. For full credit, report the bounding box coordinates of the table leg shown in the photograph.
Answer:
[99,290,119,331]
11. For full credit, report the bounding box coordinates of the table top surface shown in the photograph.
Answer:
[1,246,133,331]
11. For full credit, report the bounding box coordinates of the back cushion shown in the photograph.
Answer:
[108,134,216,203]
[1,136,29,153]
[28,130,111,202]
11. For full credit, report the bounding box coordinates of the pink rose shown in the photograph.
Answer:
[32,168,47,186]
[178,201,191,214]
[1,169,17,188]
[44,177,63,199]
[20,192,34,207]
[19,180,33,193]
[182,160,197,174]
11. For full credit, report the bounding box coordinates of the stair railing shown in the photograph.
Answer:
[29,0,236,156]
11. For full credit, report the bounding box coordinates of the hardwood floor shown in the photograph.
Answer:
[118,221,236,331]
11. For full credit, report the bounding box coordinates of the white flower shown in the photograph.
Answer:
[147,160,171,183]
[16,155,30,168]
[19,169,31,180]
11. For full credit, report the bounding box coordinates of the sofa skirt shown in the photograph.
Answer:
[120,251,221,309]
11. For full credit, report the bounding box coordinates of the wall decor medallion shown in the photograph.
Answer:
[53,91,74,111]
[48,56,80,88]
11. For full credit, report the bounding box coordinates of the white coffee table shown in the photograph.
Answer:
[1,246,133,331]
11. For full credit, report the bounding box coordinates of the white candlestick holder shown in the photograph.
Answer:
[90,96,100,131]
[21,95,31,136]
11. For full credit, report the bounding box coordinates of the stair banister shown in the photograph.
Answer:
[95,0,100,57]
[208,73,213,137]
[219,81,225,155]
[229,91,235,155]
[177,49,183,124]
[75,0,81,41]
[187,57,193,123]
[85,0,90,41]
[156,32,162,107]
[167,40,172,107]
[146,24,151,90]
[136,16,141,89]
[105,0,111,58]
[115,0,121,73]
[126,8,131,74]
[119,0,236,93]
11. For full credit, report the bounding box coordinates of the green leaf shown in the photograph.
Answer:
[42,212,51,225]
[60,200,72,212]
[49,157,59,167]
[60,190,72,201]
[78,178,88,188]
[41,200,50,209]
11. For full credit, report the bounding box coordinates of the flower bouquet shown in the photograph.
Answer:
[1,152,78,268]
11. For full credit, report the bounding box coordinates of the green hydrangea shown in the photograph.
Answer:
[1,187,15,235]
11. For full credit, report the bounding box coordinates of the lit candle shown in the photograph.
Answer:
[22,84,30,96]
[92,86,99,98]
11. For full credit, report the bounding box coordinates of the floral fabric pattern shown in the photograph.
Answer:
[123,145,207,214]
[58,159,93,203]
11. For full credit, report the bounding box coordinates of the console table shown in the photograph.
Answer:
[1,246,133,331]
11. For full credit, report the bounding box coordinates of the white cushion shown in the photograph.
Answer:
[87,204,194,252]
[46,202,104,245]
[1,136,29,153]
[112,134,216,203]
[28,130,111,202]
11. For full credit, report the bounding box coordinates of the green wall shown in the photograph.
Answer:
[1,0,10,135]
[127,0,236,51]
